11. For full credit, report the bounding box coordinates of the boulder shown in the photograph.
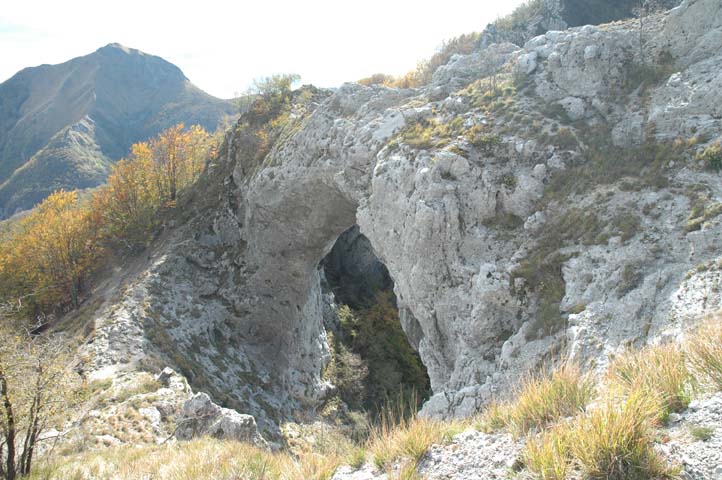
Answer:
[176,393,267,448]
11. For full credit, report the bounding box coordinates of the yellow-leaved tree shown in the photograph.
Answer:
[0,191,98,315]
[92,123,214,249]
[0,123,215,320]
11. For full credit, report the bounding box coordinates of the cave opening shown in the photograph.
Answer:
[320,226,430,417]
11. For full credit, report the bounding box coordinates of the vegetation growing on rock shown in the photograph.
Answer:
[0,124,214,322]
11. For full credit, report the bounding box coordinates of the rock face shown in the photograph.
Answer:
[478,0,682,50]
[84,0,722,433]
[0,43,235,217]
[176,393,267,447]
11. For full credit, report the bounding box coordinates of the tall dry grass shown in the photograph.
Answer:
[606,342,694,420]
[687,318,722,390]
[524,390,677,480]
[478,363,595,436]
[367,391,467,473]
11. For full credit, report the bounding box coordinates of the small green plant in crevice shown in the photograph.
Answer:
[440,170,457,181]
[399,117,463,150]
[617,263,643,298]
[482,212,524,232]
[684,199,722,233]
[623,55,676,94]
[501,173,517,188]
[461,77,517,112]
[466,125,502,154]
[513,252,568,341]
[540,102,572,124]
[689,425,714,442]
[611,212,642,242]
[698,142,722,171]
[554,127,578,149]
[542,129,683,205]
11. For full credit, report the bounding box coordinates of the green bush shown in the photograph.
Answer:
[330,291,430,415]
[689,425,714,442]
[245,74,300,123]
[698,142,722,171]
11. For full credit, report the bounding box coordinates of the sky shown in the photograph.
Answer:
[0,0,526,99]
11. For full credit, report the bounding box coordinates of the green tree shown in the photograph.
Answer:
[246,74,300,121]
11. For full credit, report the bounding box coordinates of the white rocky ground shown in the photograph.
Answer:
[663,393,722,480]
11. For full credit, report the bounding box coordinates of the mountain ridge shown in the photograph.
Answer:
[0,43,235,217]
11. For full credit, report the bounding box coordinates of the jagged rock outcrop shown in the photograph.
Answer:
[84,0,722,435]
[176,392,267,448]
[478,0,682,50]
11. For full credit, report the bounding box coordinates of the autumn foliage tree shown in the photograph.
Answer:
[91,124,213,249]
[0,191,99,315]
[0,123,215,320]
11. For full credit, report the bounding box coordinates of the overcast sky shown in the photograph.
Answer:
[0,0,526,99]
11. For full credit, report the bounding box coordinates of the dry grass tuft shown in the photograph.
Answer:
[607,343,693,420]
[29,438,344,480]
[478,363,594,437]
[569,390,676,480]
[686,318,722,390]
[523,390,677,480]
[523,424,571,480]
[368,395,467,474]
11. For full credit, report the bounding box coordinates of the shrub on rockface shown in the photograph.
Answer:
[698,142,722,171]
[244,74,300,124]
[329,291,430,415]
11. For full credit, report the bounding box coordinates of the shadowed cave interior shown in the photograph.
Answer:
[319,226,431,419]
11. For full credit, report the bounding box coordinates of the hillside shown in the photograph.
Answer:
[0,43,235,217]
[1,0,721,479]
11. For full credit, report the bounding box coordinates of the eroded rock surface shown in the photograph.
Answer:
[84,0,722,433]
[176,392,267,448]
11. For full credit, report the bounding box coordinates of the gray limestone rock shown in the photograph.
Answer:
[176,393,267,448]
[82,0,722,434]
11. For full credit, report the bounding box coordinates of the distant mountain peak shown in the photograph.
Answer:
[0,45,236,217]
[96,43,144,56]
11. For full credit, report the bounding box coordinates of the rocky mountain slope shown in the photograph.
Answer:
[71,0,722,463]
[0,44,235,217]
[478,0,682,48]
